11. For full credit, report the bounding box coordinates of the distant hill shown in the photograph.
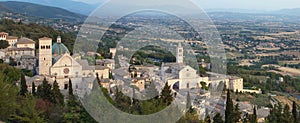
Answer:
[0,1,85,22]
[273,8,300,16]
[1,0,103,15]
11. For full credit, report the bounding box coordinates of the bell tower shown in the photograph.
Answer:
[176,42,183,63]
[38,37,52,75]
[57,35,61,43]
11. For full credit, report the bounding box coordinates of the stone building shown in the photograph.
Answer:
[36,36,111,91]
[6,36,18,48]
[0,32,8,40]
[16,37,35,49]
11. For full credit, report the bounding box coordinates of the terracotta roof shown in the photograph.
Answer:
[39,37,52,40]
[16,37,35,44]
[7,36,18,40]
[0,32,8,35]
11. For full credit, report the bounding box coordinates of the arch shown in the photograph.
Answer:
[172,81,179,90]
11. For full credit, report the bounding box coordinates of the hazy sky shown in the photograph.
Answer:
[75,0,300,10]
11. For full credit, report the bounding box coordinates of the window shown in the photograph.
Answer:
[187,83,190,88]
[64,76,68,78]
[64,84,68,90]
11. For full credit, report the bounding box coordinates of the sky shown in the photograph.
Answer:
[74,0,300,11]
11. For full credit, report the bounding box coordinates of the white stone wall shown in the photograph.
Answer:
[7,39,17,48]
[17,43,35,49]
[38,38,52,75]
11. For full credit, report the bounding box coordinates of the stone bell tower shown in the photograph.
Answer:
[38,37,52,75]
[176,42,183,63]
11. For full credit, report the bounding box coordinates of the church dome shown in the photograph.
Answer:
[52,42,70,55]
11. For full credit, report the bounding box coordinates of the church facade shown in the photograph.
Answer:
[37,36,111,91]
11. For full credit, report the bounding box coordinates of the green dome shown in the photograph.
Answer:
[52,43,70,55]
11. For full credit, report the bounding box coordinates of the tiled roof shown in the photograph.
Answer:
[16,37,35,44]
[39,37,52,40]
[7,36,18,40]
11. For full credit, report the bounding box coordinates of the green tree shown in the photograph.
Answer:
[0,74,18,121]
[213,113,224,123]
[292,101,298,123]
[52,80,64,106]
[160,83,173,105]
[64,78,97,122]
[225,90,234,123]
[11,94,45,122]
[283,104,293,123]
[233,103,241,122]
[250,106,257,123]
[177,108,201,123]
[19,73,28,96]
[32,82,36,96]
[68,79,73,98]
[200,81,208,90]
[0,40,9,49]
[186,91,191,110]
[37,78,53,102]
[205,115,212,123]
[109,71,114,80]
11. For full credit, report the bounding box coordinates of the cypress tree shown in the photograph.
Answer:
[283,104,292,123]
[52,80,64,105]
[68,79,73,97]
[186,91,191,110]
[37,78,52,102]
[250,106,257,123]
[292,101,298,123]
[225,90,234,123]
[32,82,36,96]
[19,73,28,96]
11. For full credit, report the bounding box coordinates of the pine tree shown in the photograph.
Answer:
[19,73,28,96]
[32,82,36,96]
[292,101,298,123]
[225,90,234,123]
[52,80,64,105]
[213,113,224,123]
[160,83,173,105]
[37,78,52,102]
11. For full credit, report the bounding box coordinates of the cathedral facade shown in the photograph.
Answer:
[38,36,111,91]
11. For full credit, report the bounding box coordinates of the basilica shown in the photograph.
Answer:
[36,36,112,92]
[0,32,113,94]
